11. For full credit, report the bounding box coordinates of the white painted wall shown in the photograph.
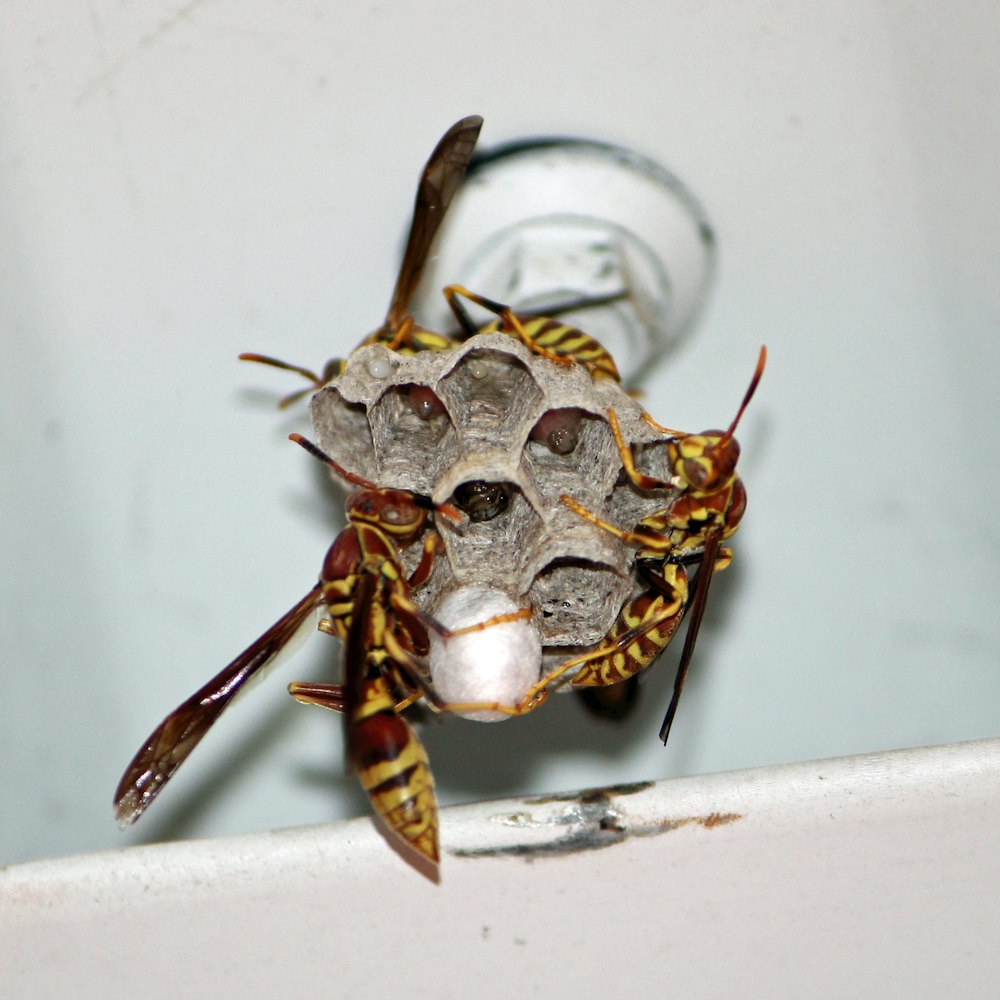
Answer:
[2,1,998,868]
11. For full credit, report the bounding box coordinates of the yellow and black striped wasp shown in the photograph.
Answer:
[557,346,766,740]
[439,281,624,461]
[113,434,525,866]
[442,347,765,741]
[443,283,621,381]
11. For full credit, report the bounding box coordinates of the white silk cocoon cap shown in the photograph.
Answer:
[428,586,542,722]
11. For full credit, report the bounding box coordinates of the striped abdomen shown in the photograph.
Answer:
[349,670,438,864]
[361,322,453,356]
[572,568,689,687]
[483,314,621,380]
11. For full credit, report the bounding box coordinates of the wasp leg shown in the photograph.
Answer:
[606,408,676,491]
[288,681,422,716]
[443,284,578,367]
[560,493,672,559]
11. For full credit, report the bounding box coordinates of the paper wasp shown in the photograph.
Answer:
[442,347,765,741]
[113,434,524,866]
[443,283,621,381]
[559,346,766,740]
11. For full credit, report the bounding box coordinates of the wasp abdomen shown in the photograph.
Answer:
[350,710,439,863]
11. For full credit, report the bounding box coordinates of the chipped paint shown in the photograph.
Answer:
[450,784,744,860]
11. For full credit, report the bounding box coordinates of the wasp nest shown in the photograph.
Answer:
[310,333,677,658]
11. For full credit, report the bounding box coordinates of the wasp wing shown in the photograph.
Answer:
[658,532,722,744]
[383,115,483,332]
[113,585,325,826]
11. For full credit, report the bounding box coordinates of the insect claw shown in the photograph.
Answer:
[525,689,550,711]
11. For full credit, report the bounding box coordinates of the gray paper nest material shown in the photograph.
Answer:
[310,333,678,648]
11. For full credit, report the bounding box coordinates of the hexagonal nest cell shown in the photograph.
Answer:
[309,333,679,650]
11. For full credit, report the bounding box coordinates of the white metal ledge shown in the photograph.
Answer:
[3,737,998,998]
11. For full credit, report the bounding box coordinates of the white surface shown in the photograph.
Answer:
[3,738,998,999]
[2,2,1000,868]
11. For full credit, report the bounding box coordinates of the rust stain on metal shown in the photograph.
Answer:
[699,811,742,829]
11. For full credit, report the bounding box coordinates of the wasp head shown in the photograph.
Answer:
[348,489,429,542]
[668,432,740,495]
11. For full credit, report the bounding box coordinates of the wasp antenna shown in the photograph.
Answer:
[238,353,322,384]
[412,492,464,524]
[287,433,380,491]
[720,345,767,446]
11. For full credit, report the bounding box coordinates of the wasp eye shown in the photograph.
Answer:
[453,480,511,522]
[682,458,711,490]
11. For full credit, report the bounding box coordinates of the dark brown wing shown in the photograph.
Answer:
[113,586,325,826]
[383,115,483,333]
[343,570,379,707]
[659,532,722,744]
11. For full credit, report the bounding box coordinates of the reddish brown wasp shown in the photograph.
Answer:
[113,434,529,865]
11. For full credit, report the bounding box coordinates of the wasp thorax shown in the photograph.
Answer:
[453,480,511,522]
